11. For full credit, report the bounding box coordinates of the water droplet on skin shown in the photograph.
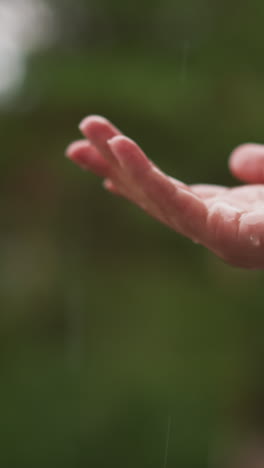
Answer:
[250,234,261,247]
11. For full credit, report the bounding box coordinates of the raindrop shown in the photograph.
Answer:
[249,234,261,247]
[0,0,55,101]
[179,39,190,85]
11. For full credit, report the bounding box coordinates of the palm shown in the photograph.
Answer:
[66,116,264,269]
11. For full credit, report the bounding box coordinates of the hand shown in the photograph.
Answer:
[66,115,264,269]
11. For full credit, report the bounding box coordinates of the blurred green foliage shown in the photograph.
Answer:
[1,0,264,466]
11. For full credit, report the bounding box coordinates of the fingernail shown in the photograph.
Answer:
[79,115,108,133]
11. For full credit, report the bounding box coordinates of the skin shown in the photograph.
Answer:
[66,115,264,269]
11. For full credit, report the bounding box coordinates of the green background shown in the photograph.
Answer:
[1,1,264,466]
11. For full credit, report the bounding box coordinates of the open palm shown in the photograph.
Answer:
[66,116,264,269]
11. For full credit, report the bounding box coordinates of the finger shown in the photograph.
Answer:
[66,140,110,178]
[108,135,208,240]
[229,143,264,183]
[79,115,122,163]
[108,135,152,173]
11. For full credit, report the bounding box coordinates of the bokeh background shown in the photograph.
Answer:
[1,1,264,467]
